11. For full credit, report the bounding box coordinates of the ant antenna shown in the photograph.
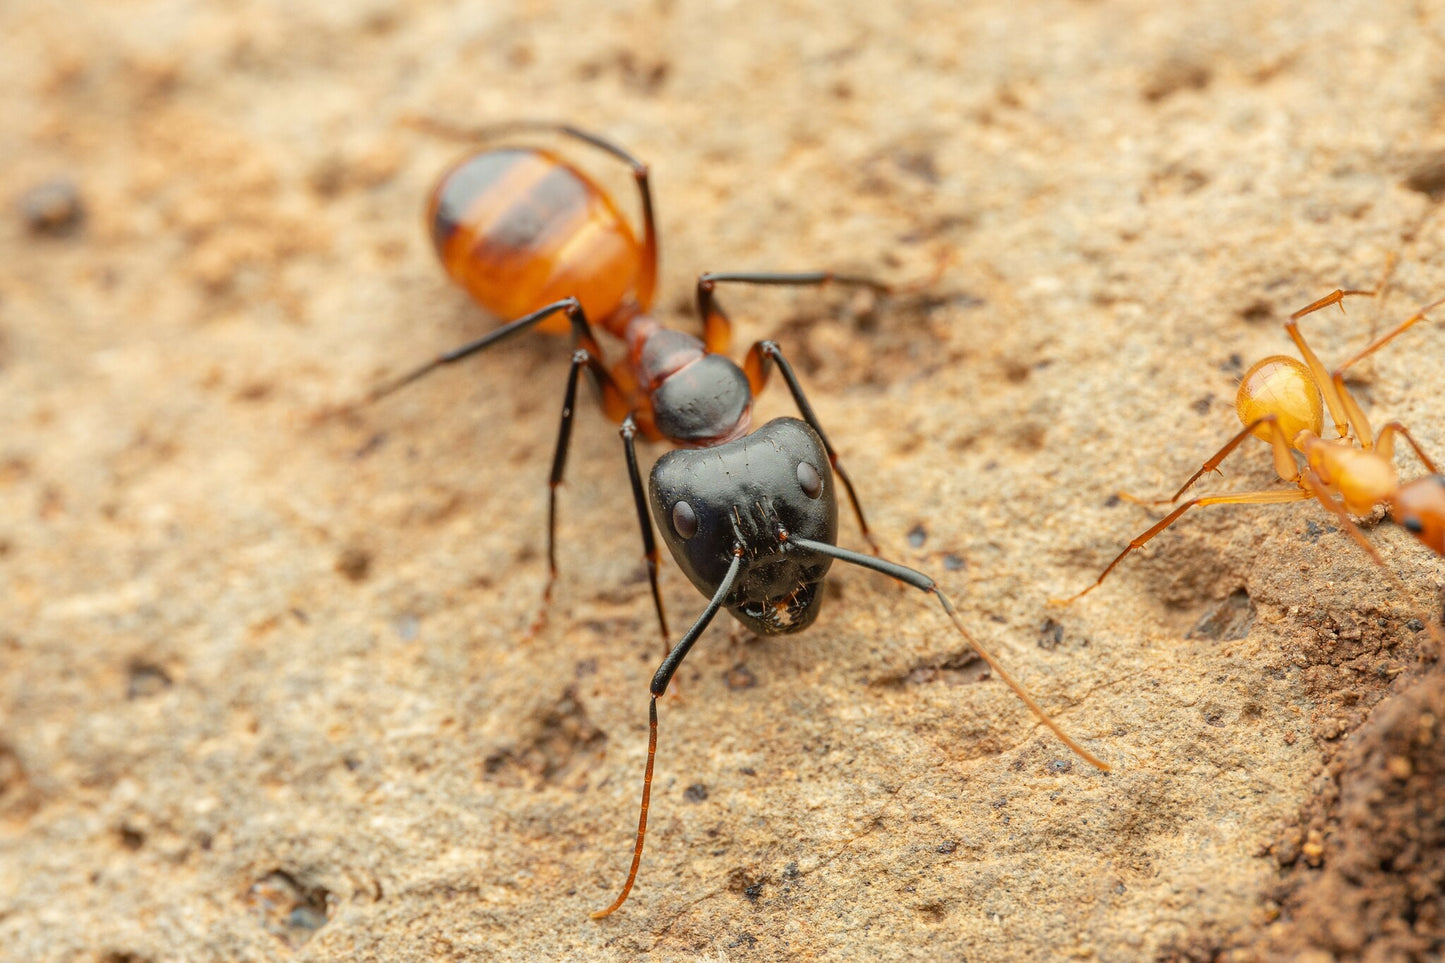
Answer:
[789,536,1110,771]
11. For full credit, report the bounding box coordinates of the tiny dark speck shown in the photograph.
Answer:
[725,663,757,690]
[943,553,965,571]
[684,783,709,803]
[744,881,764,901]
[936,840,957,854]
[19,179,84,236]
[908,524,927,548]
[1047,759,1073,774]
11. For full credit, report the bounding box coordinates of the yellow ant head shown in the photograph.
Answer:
[1389,476,1445,554]
[1236,355,1323,446]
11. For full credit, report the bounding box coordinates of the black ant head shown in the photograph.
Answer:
[650,417,839,635]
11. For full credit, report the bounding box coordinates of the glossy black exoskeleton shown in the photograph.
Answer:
[650,417,836,635]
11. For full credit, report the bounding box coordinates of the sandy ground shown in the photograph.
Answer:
[5,1,1445,960]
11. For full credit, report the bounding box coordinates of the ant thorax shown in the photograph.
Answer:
[1306,441,1399,517]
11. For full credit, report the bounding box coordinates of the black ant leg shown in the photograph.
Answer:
[365,297,620,406]
[525,345,626,637]
[365,297,627,635]
[406,119,658,312]
[695,271,890,355]
[592,543,744,920]
[622,415,670,647]
[745,339,879,553]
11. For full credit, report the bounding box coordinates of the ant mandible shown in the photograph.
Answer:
[1056,286,1445,613]
[365,122,1110,918]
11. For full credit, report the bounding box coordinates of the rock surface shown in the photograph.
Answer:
[3,1,1445,959]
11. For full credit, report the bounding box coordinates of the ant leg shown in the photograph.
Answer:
[364,297,621,413]
[1283,288,1375,439]
[406,119,658,311]
[1297,470,1388,567]
[1134,415,1293,505]
[787,536,1109,771]
[695,271,889,356]
[527,347,628,638]
[1334,295,1445,378]
[1376,422,1442,474]
[1053,486,1313,604]
[1330,295,1445,450]
[1297,469,1441,643]
[361,296,626,635]
[621,416,670,648]
[592,547,744,920]
[745,338,879,553]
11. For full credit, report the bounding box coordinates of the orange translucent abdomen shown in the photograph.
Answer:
[1236,355,1323,446]
[427,147,643,335]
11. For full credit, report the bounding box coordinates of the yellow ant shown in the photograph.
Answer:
[1056,288,1445,613]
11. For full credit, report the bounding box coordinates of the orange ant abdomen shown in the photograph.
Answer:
[427,147,645,335]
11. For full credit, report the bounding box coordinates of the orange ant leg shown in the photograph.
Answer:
[592,547,744,919]
[1376,422,1442,475]
[1296,470,1388,567]
[1329,295,1445,450]
[405,119,659,312]
[696,271,890,357]
[1284,289,1375,439]
[1296,470,1443,643]
[745,338,880,553]
[1135,415,1293,505]
[1333,294,1445,381]
[1053,487,1313,604]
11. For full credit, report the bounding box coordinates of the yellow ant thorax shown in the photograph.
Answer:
[1303,439,1399,516]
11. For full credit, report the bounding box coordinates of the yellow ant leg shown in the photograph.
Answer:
[1052,486,1313,604]
[1297,470,1388,568]
[1284,289,1375,440]
[1328,295,1445,449]
[1130,415,1293,506]
[1297,469,1444,643]
[1334,294,1445,379]
[1375,421,1442,475]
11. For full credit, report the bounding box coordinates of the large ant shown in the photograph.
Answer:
[1057,287,1445,614]
[364,122,1109,917]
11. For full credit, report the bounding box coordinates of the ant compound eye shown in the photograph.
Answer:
[1403,516,1425,534]
[796,461,822,499]
[671,500,699,539]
